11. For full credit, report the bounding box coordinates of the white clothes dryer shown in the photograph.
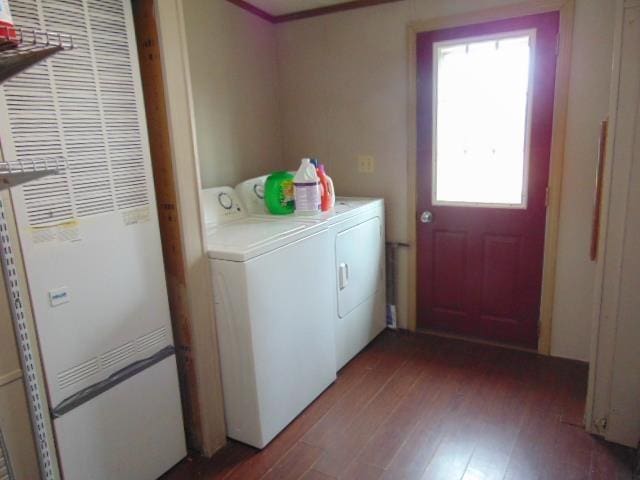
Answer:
[235,176,387,370]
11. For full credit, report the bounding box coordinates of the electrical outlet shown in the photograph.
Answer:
[357,155,375,173]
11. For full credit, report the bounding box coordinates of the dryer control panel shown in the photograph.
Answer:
[235,175,269,215]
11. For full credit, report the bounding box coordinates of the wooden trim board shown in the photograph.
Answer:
[418,329,539,357]
[0,369,22,388]
[144,0,226,456]
[225,0,405,23]
[132,0,204,451]
[273,0,405,23]
[226,0,275,22]
[406,0,575,357]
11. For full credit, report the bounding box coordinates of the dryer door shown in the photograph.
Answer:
[336,217,383,318]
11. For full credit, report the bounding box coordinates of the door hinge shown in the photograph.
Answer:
[594,416,608,433]
[555,33,560,56]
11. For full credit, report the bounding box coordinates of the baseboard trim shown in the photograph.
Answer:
[0,369,23,388]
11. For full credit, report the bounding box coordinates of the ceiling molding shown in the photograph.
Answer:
[225,0,405,24]
[226,0,276,22]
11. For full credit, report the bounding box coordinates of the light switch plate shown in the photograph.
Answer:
[49,287,70,307]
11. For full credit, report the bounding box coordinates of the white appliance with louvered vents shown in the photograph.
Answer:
[0,0,186,479]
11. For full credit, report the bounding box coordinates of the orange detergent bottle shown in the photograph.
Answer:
[317,164,335,212]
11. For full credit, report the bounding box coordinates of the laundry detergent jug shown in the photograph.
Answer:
[317,164,335,212]
[264,171,295,215]
[293,158,321,215]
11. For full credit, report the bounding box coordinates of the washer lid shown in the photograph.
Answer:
[245,197,384,226]
[322,197,383,223]
[207,218,324,261]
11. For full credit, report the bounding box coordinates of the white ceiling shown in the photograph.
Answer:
[248,0,354,16]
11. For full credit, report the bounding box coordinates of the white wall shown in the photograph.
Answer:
[184,0,614,361]
[182,0,282,188]
[275,0,615,361]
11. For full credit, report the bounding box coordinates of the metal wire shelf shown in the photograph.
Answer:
[0,26,74,82]
[0,26,72,190]
[0,159,63,191]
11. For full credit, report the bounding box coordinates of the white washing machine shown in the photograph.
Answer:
[235,176,387,370]
[203,187,336,448]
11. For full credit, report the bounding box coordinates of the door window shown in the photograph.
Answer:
[433,31,535,207]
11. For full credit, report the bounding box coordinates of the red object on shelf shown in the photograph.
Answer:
[0,22,17,45]
[0,0,18,46]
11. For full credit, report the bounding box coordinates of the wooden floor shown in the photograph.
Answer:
[162,331,635,480]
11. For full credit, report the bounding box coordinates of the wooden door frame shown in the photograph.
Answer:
[406,0,575,354]
[151,0,228,456]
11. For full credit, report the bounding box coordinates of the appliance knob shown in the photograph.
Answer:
[218,192,233,210]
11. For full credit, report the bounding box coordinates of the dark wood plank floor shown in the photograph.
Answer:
[161,331,635,480]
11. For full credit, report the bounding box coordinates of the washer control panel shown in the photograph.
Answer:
[218,191,234,210]
[202,186,246,226]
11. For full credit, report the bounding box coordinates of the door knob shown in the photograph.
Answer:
[420,211,433,224]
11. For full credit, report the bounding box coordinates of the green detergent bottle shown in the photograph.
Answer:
[264,171,295,214]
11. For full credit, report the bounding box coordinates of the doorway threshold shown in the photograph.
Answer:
[416,328,541,356]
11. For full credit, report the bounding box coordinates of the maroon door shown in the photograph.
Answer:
[416,12,559,348]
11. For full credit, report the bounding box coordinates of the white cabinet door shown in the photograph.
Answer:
[587,0,640,448]
[336,217,383,318]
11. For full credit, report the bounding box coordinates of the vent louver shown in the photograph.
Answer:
[100,341,135,370]
[57,327,169,391]
[136,326,168,353]
[57,357,99,390]
[1,0,149,226]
